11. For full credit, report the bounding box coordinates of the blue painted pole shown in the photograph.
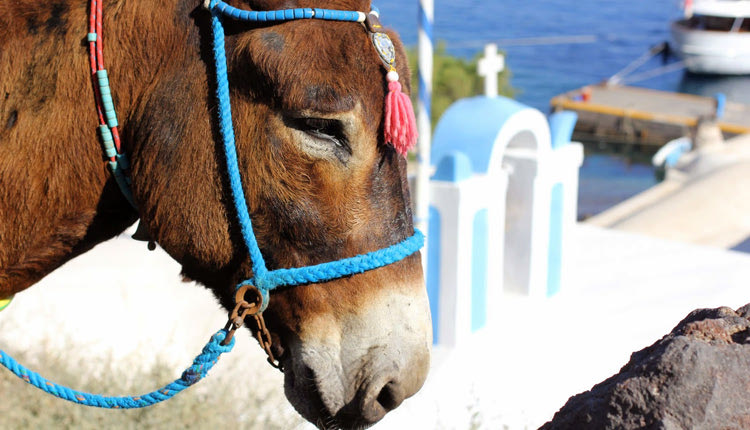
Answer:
[416,0,433,269]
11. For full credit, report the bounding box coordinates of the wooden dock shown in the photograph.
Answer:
[550,85,750,148]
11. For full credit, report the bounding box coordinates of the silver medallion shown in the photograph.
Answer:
[371,32,396,68]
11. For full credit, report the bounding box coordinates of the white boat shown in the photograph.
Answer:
[670,0,750,75]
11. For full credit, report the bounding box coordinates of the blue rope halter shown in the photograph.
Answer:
[0,1,423,409]
[207,0,424,311]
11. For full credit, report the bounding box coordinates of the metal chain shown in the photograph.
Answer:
[222,284,282,371]
[253,314,282,370]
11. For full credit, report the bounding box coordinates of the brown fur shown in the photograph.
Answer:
[0,1,427,427]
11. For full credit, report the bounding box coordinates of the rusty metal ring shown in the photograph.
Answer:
[234,284,264,316]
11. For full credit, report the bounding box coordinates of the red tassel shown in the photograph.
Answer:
[384,73,418,157]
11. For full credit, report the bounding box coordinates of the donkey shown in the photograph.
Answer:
[0,0,431,428]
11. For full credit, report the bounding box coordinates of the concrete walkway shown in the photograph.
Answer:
[589,133,750,251]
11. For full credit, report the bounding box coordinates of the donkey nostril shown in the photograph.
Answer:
[359,380,405,424]
[376,381,402,411]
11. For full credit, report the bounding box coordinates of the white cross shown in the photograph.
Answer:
[477,43,505,98]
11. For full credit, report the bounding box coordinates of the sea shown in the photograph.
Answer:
[376,0,750,217]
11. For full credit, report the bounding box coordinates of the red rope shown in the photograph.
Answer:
[88,0,123,159]
[96,0,104,70]
[88,0,104,126]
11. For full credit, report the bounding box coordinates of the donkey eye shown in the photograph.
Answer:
[291,117,351,154]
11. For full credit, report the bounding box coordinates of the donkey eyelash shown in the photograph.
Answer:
[290,117,352,155]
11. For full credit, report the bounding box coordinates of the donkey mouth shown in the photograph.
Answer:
[273,281,432,428]
[281,335,429,430]
[283,360,384,430]
[282,359,342,428]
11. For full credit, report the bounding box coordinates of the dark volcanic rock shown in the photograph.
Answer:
[541,304,750,430]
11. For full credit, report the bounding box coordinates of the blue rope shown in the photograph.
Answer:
[0,330,234,409]
[208,3,424,311]
[211,1,366,23]
[244,230,426,292]
[210,9,269,281]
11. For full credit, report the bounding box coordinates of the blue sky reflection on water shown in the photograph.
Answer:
[377,0,750,216]
[377,0,750,110]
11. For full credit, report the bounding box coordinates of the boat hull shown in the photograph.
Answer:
[671,21,750,75]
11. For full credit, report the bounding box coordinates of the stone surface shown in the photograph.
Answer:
[541,304,750,430]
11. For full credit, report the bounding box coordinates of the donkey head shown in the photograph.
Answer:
[130,1,431,427]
